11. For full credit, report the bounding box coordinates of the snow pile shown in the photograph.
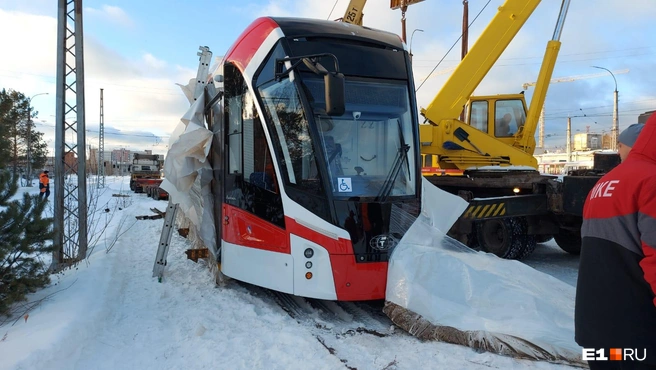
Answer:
[385,179,585,367]
[0,178,581,370]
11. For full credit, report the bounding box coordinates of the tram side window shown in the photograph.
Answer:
[243,93,278,193]
[225,68,245,176]
[259,78,319,192]
[225,62,279,190]
[224,62,284,227]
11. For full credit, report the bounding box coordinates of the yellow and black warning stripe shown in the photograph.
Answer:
[463,203,507,219]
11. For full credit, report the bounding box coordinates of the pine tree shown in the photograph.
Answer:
[0,88,44,178]
[0,170,53,317]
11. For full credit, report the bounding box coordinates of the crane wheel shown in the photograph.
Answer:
[553,229,581,255]
[476,217,536,260]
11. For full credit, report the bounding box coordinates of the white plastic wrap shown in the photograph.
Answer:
[161,91,217,254]
[385,178,583,365]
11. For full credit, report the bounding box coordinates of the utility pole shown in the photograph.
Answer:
[592,66,619,151]
[566,117,571,162]
[461,0,469,60]
[98,88,105,188]
[54,0,88,267]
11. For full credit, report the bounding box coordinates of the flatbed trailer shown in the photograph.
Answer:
[133,177,163,193]
[145,181,169,200]
[436,152,620,259]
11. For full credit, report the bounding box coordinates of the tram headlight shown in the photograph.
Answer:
[305,261,313,269]
[304,248,314,258]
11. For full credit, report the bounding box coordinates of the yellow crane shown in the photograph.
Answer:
[340,0,425,41]
[340,0,367,25]
[419,0,571,171]
[522,69,630,148]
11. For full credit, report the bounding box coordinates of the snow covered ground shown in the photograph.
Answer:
[1,177,582,370]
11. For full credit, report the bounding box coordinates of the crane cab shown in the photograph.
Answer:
[464,94,534,153]
[205,17,421,301]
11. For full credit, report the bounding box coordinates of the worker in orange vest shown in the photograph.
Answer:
[39,170,50,200]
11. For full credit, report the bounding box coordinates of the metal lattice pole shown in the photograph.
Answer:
[53,0,88,267]
[592,66,619,151]
[98,88,105,188]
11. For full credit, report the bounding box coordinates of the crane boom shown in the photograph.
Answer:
[520,0,571,152]
[418,0,572,171]
[342,0,367,25]
[421,0,542,123]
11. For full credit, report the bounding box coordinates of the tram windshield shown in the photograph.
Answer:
[258,68,417,200]
[304,76,416,199]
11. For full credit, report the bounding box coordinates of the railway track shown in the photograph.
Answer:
[267,287,393,336]
[229,282,399,369]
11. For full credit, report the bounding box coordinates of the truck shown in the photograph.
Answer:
[129,153,163,193]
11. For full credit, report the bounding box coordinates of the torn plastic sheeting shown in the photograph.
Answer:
[161,90,217,254]
[162,95,213,194]
[385,179,585,367]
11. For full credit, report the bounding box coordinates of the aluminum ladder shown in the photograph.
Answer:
[152,46,212,282]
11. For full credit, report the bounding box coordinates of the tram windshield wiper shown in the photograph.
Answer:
[376,121,410,202]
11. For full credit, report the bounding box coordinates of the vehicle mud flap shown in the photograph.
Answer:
[382,301,587,367]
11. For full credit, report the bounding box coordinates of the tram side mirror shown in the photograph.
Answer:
[324,72,345,116]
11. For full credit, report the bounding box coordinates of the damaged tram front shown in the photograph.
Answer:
[205,17,421,301]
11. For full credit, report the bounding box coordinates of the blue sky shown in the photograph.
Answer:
[0,0,654,154]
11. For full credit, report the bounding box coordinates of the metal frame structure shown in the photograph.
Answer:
[53,0,88,266]
[99,88,105,188]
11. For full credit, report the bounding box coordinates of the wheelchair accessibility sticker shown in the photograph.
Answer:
[338,178,352,192]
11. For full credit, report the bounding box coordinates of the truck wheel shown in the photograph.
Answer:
[554,229,581,255]
[476,217,536,260]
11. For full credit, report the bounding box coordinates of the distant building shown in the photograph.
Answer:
[535,150,602,175]
[41,152,78,173]
[111,148,131,164]
[638,110,655,124]
[573,133,603,151]
[65,151,78,172]
[88,148,112,175]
